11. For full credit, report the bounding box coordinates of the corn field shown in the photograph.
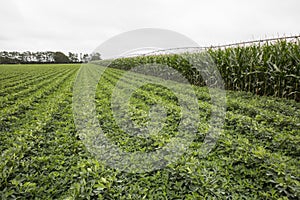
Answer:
[208,39,300,100]
[107,39,300,101]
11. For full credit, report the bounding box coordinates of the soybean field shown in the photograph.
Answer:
[0,60,299,199]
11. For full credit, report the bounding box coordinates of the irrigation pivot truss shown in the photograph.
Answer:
[142,34,300,56]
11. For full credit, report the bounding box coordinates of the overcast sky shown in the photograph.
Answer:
[1,0,299,54]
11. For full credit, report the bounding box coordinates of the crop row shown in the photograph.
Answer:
[0,66,77,133]
[80,64,299,198]
[0,64,299,199]
[0,68,70,101]
[0,67,64,95]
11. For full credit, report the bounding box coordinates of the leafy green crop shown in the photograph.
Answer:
[0,64,299,199]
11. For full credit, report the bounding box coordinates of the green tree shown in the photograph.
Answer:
[53,52,70,63]
[82,54,89,63]
[68,52,79,63]
[90,52,101,61]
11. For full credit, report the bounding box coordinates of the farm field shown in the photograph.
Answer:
[0,63,299,199]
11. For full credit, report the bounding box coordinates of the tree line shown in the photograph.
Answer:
[0,51,101,64]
